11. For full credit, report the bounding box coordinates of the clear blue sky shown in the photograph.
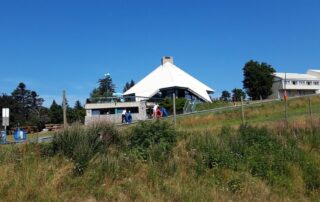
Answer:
[1,0,320,107]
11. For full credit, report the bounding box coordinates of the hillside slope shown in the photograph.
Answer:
[0,96,320,201]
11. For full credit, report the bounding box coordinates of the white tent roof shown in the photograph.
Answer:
[123,61,214,102]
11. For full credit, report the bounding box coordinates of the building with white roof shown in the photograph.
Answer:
[269,71,320,99]
[123,56,214,102]
[84,56,214,125]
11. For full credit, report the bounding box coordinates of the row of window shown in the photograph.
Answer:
[92,107,139,115]
[283,80,320,86]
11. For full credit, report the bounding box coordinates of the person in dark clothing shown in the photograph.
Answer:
[122,109,127,123]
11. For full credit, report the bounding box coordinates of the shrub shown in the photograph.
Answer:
[51,122,119,174]
[301,160,320,191]
[236,125,292,187]
[159,97,186,114]
[128,120,178,161]
[187,127,239,176]
[189,125,295,189]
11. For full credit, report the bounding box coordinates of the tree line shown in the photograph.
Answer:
[0,82,86,131]
[0,76,135,131]
[219,60,275,102]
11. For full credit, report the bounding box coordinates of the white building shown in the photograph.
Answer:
[123,56,214,102]
[269,71,320,99]
[85,56,214,124]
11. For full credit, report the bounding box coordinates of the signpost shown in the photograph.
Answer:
[2,108,9,130]
[1,108,9,144]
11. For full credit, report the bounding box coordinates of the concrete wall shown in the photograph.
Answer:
[85,101,148,125]
[85,113,147,125]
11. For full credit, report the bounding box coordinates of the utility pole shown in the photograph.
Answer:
[284,72,288,126]
[63,90,67,128]
[241,96,245,125]
[173,92,176,126]
[308,97,313,128]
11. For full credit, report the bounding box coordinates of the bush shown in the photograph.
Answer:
[128,120,178,161]
[236,125,292,187]
[187,129,238,175]
[301,160,320,191]
[51,123,119,174]
[159,97,186,114]
[188,125,295,189]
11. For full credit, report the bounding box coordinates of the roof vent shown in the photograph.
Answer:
[161,56,174,65]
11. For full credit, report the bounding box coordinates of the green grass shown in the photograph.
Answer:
[179,95,320,131]
[1,95,320,201]
[195,100,235,111]
[5,131,53,142]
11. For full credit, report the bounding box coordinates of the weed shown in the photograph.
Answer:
[51,122,119,174]
[128,120,178,161]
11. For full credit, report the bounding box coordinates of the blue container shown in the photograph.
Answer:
[14,128,27,142]
[0,131,6,144]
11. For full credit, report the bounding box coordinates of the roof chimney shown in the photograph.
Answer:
[161,56,174,65]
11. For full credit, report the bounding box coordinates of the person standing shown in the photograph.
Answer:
[127,110,132,124]
[153,104,159,119]
[155,106,162,119]
[122,109,127,123]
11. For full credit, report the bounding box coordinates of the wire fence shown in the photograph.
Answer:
[176,94,320,129]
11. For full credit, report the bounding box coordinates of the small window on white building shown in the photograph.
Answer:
[306,81,312,86]
[314,81,319,85]
[292,81,297,85]
[283,80,291,85]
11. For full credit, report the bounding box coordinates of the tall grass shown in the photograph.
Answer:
[187,124,320,197]
[51,122,119,174]
[0,107,320,201]
[128,120,178,161]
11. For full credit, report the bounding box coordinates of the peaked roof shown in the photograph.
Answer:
[123,61,214,102]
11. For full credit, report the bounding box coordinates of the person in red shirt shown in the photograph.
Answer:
[155,107,162,119]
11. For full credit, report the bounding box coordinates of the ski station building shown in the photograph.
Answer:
[85,56,214,124]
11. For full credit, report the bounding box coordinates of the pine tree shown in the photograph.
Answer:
[49,100,63,124]
[123,80,135,93]
[90,74,116,98]
[11,83,44,125]
[73,100,86,123]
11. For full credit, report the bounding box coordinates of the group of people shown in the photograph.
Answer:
[153,104,169,119]
[121,109,132,124]
[121,105,168,123]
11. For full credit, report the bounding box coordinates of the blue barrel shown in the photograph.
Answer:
[0,131,6,144]
[14,128,27,141]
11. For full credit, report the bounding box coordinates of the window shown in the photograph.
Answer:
[283,80,290,85]
[306,81,312,86]
[314,81,319,85]
[292,81,297,85]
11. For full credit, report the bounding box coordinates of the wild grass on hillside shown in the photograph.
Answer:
[0,117,319,201]
[180,95,320,131]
